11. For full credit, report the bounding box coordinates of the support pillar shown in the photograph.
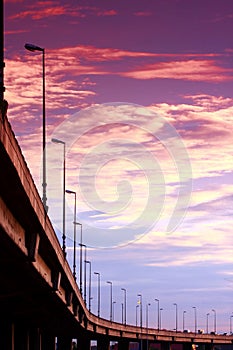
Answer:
[97,338,110,350]
[76,336,90,350]
[161,342,171,350]
[183,343,193,350]
[29,327,41,350]
[57,336,72,350]
[118,339,129,350]
[41,332,56,350]
[14,323,29,350]
[0,321,14,350]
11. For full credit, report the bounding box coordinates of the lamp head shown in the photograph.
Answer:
[25,43,44,52]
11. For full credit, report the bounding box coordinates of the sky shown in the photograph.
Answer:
[3,0,233,334]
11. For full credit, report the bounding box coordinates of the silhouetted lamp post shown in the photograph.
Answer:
[159,308,163,329]
[75,222,83,295]
[192,306,197,334]
[230,315,233,334]
[136,304,139,327]
[65,189,77,280]
[137,294,142,329]
[25,43,48,212]
[173,303,178,332]
[121,288,127,325]
[80,243,86,303]
[206,313,210,334]
[51,138,66,257]
[212,309,216,333]
[94,271,100,317]
[183,311,187,331]
[85,260,92,311]
[112,301,116,321]
[155,299,160,331]
[107,281,113,321]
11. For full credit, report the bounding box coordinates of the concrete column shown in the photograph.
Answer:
[56,336,72,350]
[183,343,193,350]
[0,321,14,350]
[97,338,110,350]
[161,342,170,350]
[76,336,90,350]
[203,345,214,350]
[14,323,29,350]
[41,332,56,350]
[118,339,129,350]
[29,327,41,350]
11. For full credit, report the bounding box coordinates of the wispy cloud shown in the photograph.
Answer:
[121,60,233,82]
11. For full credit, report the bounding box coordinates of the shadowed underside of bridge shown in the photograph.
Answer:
[0,112,233,350]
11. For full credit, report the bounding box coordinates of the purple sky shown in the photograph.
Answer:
[3,0,233,333]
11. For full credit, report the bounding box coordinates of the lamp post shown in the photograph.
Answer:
[65,189,77,281]
[112,301,116,321]
[155,299,160,331]
[121,288,127,325]
[121,303,124,324]
[159,308,163,330]
[51,138,66,257]
[94,272,100,317]
[107,281,113,321]
[146,303,151,350]
[25,43,48,212]
[173,303,178,332]
[85,260,92,312]
[80,243,86,304]
[137,294,142,328]
[136,304,139,327]
[206,313,210,334]
[230,315,233,334]
[75,222,83,295]
[212,309,216,334]
[192,306,197,334]
[0,0,5,102]
[183,311,186,331]
[146,303,151,330]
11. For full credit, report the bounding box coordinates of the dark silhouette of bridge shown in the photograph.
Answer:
[0,111,233,350]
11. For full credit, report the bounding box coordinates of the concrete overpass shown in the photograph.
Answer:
[0,111,233,350]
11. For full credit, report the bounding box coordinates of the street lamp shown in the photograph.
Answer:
[230,315,233,334]
[159,308,163,330]
[0,0,5,102]
[65,189,77,281]
[107,281,113,321]
[155,299,160,331]
[75,222,83,295]
[85,260,92,312]
[112,301,116,321]
[173,303,178,332]
[80,243,87,304]
[94,271,100,317]
[136,304,139,327]
[212,309,216,334]
[146,303,151,350]
[206,313,210,334]
[25,43,48,212]
[192,306,197,334]
[121,303,124,324]
[121,288,127,325]
[137,294,142,328]
[146,303,151,329]
[51,138,66,257]
[183,311,187,331]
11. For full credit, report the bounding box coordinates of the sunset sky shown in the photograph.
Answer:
[3,0,233,333]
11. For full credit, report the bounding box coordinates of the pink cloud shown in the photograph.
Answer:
[121,59,233,82]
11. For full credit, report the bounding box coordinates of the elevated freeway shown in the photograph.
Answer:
[0,111,233,350]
